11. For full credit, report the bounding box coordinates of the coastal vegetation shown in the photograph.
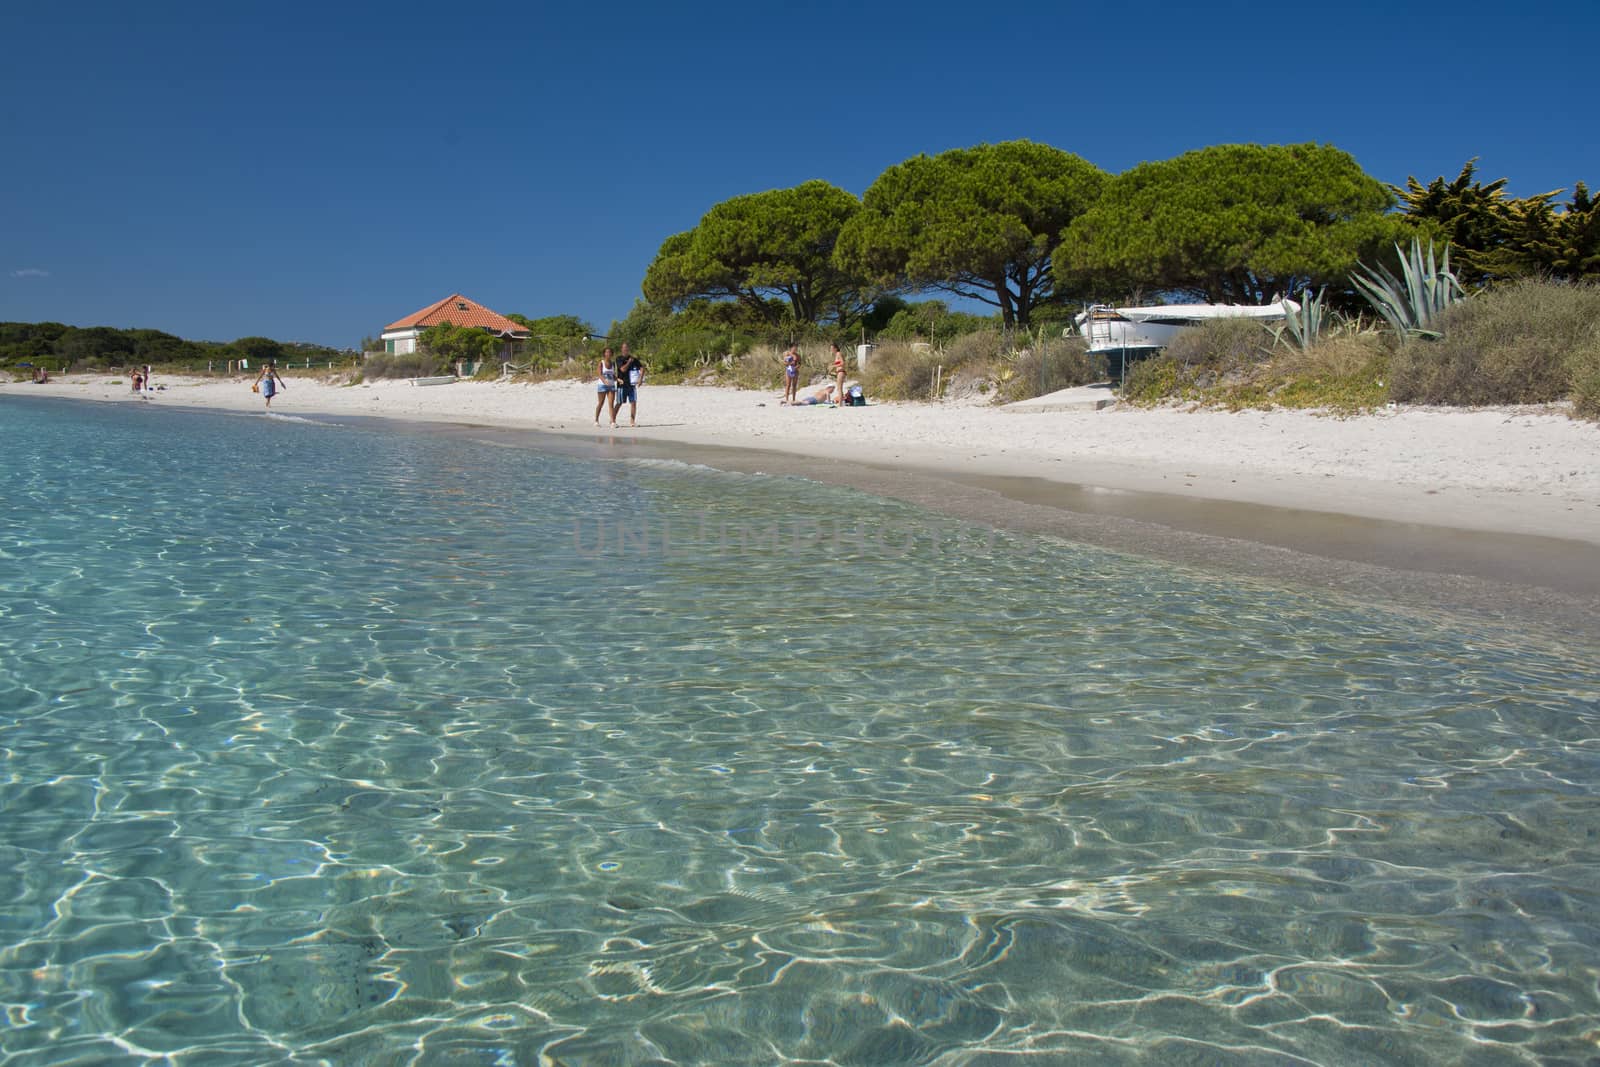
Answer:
[8,141,1596,417]
[1118,276,1599,416]
[0,321,351,376]
[642,181,869,328]
[1057,143,1406,306]
[834,142,1107,328]
[619,141,1598,417]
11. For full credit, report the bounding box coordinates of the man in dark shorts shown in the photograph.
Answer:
[614,343,642,427]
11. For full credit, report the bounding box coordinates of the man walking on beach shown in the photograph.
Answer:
[613,343,642,427]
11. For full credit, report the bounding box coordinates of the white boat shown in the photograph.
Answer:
[1076,300,1299,356]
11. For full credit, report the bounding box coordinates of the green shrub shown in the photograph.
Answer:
[1120,318,1271,402]
[1120,329,1391,412]
[360,351,446,380]
[1121,356,1185,404]
[722,344,791,392]
[1571,340,1600,420]
[876,301,997,342]
[1390,278,1600,405]
[517,356,590,384]
[1221,335,1392,413]
[1161,317,1274,383]
[939,328,1007,369]
[634,327,757,376]
[861,342,942,400]
[996,334,1102,402]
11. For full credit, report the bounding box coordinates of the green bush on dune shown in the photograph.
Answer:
[1119,278,1600,417]
[1123,318,1394,413]
[1121,318,1274,403]
[995,334,1102,403]
[1572,340,1600,420]
[1390,277,1600,406]
[359,351,448,380]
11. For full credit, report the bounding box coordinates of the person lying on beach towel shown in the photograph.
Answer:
[792,384,835,406]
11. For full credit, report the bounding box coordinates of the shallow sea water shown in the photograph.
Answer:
[2,395,1598,1066]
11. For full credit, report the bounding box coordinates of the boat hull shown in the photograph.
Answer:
[1077,301,1298,357]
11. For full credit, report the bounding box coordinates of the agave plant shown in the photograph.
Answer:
[1272,287,1329,352]
[1350,238,1466,339]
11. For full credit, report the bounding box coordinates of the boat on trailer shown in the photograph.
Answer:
[1076,300,1300,359]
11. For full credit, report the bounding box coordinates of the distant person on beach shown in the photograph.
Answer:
[255,360,286,408]
[782,343,800,404]
[830,344,846,407]
[594,347,617,425]
[142,365,154,395]
[130,368,143,392]
[613,343,642,427]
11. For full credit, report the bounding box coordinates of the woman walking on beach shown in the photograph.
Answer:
[830,344,846,407]
[254,361,286,409]
[594,347,617,425]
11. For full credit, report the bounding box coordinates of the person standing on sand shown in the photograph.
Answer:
[782,343,801,405]
[830,343,846,407]
[613,343,642,427]
[255,360,286,408]
[594,347,618,425]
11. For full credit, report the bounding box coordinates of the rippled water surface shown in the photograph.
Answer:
[2,396,1598,1065]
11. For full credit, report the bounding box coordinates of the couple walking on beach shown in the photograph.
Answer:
[594,343,644,427]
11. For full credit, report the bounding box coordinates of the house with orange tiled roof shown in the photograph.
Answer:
[380,294,530,359]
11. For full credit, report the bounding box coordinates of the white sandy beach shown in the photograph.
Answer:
[10,372,1598,550]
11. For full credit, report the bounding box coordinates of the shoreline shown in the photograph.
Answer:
[8,373,1600,641]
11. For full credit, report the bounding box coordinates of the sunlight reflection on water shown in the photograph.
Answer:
[1,397,1597,1064]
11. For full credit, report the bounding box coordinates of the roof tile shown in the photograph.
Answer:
[384,294,528,335]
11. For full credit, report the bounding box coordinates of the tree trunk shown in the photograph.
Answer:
[995,280,1016,328]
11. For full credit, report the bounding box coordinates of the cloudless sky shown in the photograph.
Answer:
[3,0,1594,347]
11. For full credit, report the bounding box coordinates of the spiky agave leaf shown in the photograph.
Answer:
[1352,238,1465,339]
[1350,258,1414,336]
[1274,287,1327,352]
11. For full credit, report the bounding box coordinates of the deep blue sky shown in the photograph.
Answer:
[3,1,1594,347]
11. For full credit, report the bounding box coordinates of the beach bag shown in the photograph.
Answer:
[847,385,865,406]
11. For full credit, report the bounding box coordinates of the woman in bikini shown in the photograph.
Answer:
[830,343,846,407]
[782,344,800,404]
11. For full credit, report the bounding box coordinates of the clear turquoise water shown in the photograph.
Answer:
[2,395,1598,1066]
